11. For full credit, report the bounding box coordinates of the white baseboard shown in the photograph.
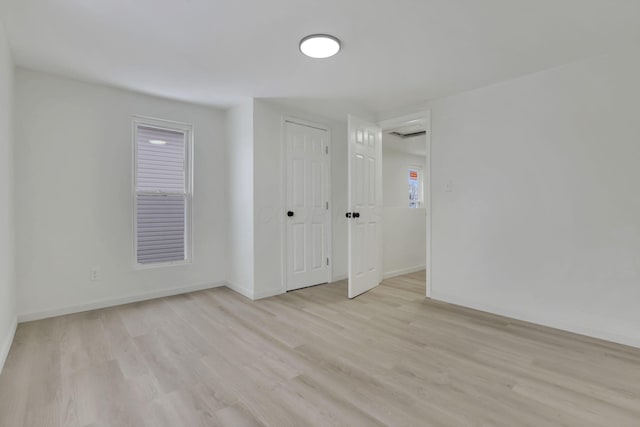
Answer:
[18,281,226,323]
[225,282,284,300]
[253,287,285,300]
[18,279,285,323]
[225,281,255,300]
[383,265,426,280]
[431,291,640,349]
[331,274,348,282]
[0,317,17,374]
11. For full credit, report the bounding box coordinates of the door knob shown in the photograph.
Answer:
[287,211,294,217]
[353,212,360,218]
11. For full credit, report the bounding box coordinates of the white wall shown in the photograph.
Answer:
[0,23,16,372]
[429,51,640,347]
[14,69,228,320]
[252,100,286,298]
[225,101,255,297]
[382,142,426,277]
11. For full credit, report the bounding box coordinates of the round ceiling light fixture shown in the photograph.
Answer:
[299,34,341,59]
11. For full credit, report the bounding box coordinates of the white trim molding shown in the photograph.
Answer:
[0,318,17,374]
[17,280,288,324]
[225,281,255,300]
[431,291,640,349]
[383,265,426,280]
[225,282,284,300]
[18,282,225,323]
[254,287,285,300]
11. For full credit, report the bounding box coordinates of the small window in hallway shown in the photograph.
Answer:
[408,168,422,208]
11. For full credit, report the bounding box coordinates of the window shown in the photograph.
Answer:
[408,167,422,208]
[133,117,192,266]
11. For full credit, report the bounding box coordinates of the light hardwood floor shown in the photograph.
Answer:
[1,271,639,426]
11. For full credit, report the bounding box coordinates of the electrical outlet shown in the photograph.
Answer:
[90,268,100,282]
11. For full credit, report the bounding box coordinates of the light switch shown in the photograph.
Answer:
[445,180,453,193]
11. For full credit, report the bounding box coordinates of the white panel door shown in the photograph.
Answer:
[348,115,383,298]
[286,121,330,291]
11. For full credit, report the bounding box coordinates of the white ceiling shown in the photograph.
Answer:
[2,0,640,113]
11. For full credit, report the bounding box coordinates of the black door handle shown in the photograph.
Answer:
[287,211,294,217]
[353,212,360,218]
[345,212,352,218]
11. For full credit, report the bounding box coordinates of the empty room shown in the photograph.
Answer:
[1,1,640,426]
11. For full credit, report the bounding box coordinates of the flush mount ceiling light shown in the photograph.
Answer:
[149,139,167,145]
[299,34,341,59]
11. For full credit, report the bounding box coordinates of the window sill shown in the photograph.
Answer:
[134,259,192,270]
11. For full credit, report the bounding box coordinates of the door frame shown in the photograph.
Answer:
[378,110,432,298]
[280,116,333,292]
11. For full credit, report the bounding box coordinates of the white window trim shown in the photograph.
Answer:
[132,116,194,269]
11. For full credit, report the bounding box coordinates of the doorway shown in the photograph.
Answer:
[344,112,431,299]
[284,119,332,291]
[379,112,431,297]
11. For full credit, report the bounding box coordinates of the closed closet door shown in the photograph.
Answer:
[285,121,330,291]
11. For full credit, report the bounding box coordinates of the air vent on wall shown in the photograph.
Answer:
[389,130,427,139]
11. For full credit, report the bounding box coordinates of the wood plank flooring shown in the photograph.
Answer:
[1,271,639,426]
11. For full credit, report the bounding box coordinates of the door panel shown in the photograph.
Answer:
[311,223,324,269]
[293,159,305,205]
[311,161,323,207]
[286,121,331,291]
[348,116,383,298]
[368,157,376,204]
[355,154,365,206]
[292,223,305,272]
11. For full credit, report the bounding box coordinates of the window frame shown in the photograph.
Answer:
[132,116,194,269]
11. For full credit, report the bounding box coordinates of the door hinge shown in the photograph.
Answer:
[326,201,329,210]
[325,146,329,155]
[326,258,330,266]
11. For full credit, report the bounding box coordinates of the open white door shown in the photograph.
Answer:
[347,115,383,298]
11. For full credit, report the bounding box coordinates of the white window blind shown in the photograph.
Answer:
[134,121,191,265]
